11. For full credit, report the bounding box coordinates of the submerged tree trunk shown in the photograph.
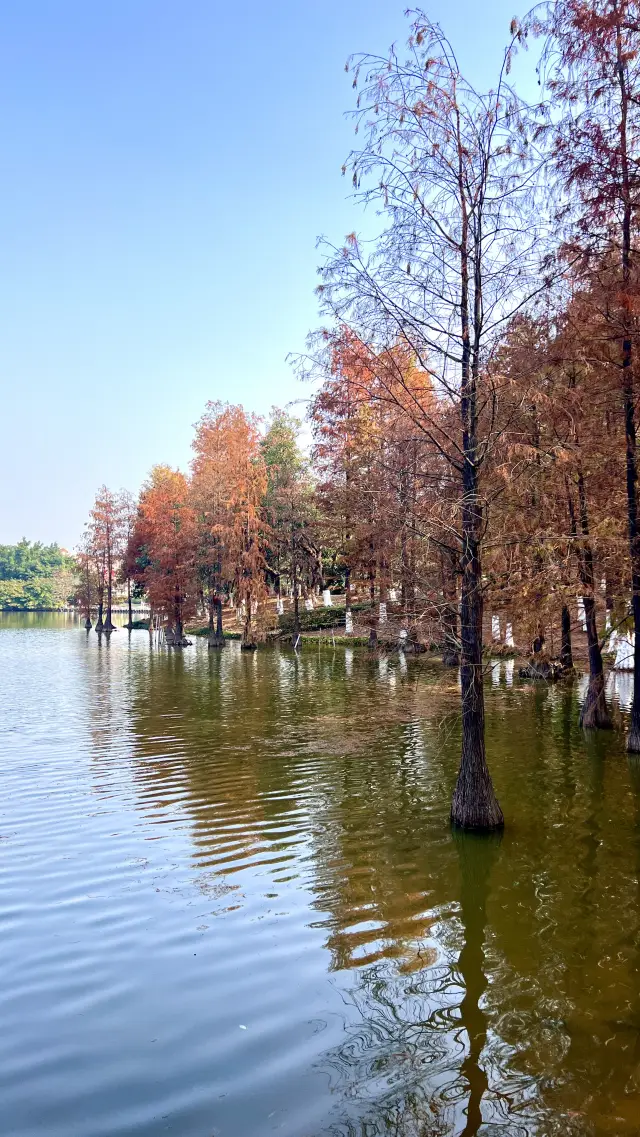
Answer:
[83,563,93,630]
[241,590,257,650]
[126,578,133,630]
[560,605,573,671]
[169,589,189,647]
[95,594,104,633]
[580,593,611,729]
[451,518,504,831]
[208,593,225,649]
[104,549,115,632]
[95,551,105,632]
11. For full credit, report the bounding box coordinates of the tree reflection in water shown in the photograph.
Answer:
[117,641,640,1134]
[319,833,509,1136]
[454,831,499,1136]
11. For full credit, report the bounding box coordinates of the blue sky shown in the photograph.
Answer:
[0,0,531,548]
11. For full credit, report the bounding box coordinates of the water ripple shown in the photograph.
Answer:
[2,615,640,1135]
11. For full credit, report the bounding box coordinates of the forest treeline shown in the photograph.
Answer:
[0,541,76,610]
[77,1,640,830]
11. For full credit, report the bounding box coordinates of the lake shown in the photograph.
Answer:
[1,613,640,1136]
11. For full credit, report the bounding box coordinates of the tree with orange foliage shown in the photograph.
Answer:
[310,329,372,610]
[482,305,624,725]
[310,327,464,651]
[524,0,640,747]
[192,403,268,649]
[135,466,197,645]
[191,403,234,648]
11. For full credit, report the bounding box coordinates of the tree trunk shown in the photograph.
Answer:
[572,471,611,729]
[316,546,324,593]
[399,461,412,609]
[401,518,409,609]
[208,593,225,649]
[104,548,115,632]
[560,605,573,671]
[378,548,389,604]
[291,530,300,640]
[579,593,611,729]
[126,578,133,630]
[605,576,615,616]
[170,590,188,646]
[441,547,460,667]
[368,542,376,608]
[83,565,92,629]
[241,591,257,649]
[95,595,104,633]
[451,521,504,830]
[450,181,502,833]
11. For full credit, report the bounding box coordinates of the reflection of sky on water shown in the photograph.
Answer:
[606,669,634,712]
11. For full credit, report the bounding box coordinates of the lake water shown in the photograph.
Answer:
[2,614,640,1136]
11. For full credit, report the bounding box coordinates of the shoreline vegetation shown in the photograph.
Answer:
[0,540,76,611]
[15,2,640,830]
[12,598,614,671]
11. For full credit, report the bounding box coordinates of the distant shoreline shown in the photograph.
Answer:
[0,607,70,613]
[0,607,149,615]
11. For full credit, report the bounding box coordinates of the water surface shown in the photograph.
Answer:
[1,614,640,1136]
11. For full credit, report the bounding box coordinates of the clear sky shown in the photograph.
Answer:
[0,0,530,549]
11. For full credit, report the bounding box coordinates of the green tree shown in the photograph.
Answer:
[262,408,319,637]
